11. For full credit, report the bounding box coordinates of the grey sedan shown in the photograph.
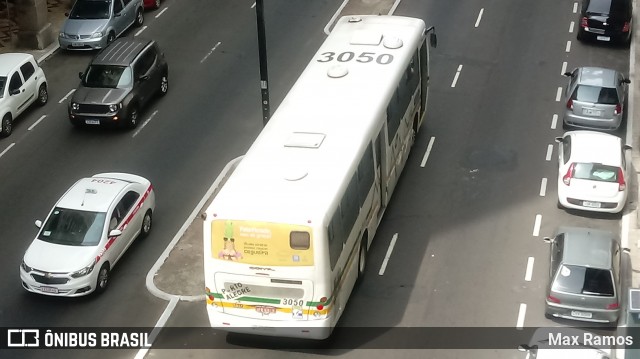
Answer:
[562,67,630,131]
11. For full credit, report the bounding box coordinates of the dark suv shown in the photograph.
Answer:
[577,0,632,45]
[69,37,168,129]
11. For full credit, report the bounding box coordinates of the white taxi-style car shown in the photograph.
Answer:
[20,173,155,296]
[0,53,49,137]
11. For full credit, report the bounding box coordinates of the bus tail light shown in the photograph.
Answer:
[317,296,328,310]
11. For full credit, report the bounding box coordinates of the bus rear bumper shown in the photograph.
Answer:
[207,311,333,340]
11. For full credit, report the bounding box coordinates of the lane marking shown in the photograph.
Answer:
[569,21,575,33]
[566,40,572,52]
[28,115,46,131]
[451,64,463,87]
[420,136,435,168]
[525,257,534,281]
[200,41,222,64]
[155,7,168,18]
[251,2,256,8]
[133,297,178,359]
[58,89,75,104]
[132,110,159,138]
[573,2,578,13]
[551,114,558,129]
[539,178,547,197]
[379,233,398,276]
[475,8,484,28]
[134,25,147,37]
[516,303,527,329]
[561,61,567,75]
[0,142,15,158]
[546,144,553,161]
[555,87,562,101]
[532,214,542,237]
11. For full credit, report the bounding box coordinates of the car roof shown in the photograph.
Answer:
[566,130,622,166]
[56,175,132,213]
[557,226,618,269]
[0,53,34,76]
[91,37,152,66]
[576,67,620,88]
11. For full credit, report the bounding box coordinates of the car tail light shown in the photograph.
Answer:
[566,98,573,110]
[615,103,622,115]
[563,163,575,186]
[623,22,630,32]
[607,302,619,310]
[617,168,626,191]
[547,295,561,304]
[580,17,588,28]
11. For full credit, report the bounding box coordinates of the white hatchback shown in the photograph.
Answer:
[0,53,49,137]
[556,131,630,213]
[20,173,155,297]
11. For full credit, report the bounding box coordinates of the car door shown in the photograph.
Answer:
[19,60,38,107]
[132,48,157,106]
[7,70,30,116]
[112,0,127,35]
[108,191,140,264]
[121,0,136,29]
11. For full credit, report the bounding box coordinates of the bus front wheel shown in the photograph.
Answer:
[357,240,367,283]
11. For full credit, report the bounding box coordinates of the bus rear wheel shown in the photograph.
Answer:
[357,240,367,283]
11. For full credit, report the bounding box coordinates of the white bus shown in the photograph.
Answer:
[203,15,436,339]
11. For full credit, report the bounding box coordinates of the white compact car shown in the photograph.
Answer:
[0,53,48,137]
[556,131,630,213]
[20,173,155,297]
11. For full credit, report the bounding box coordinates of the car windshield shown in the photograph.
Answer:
[587,0,629,17]
[0,76,6,98]
[83,65,132,88]
[69,0,111,20]
[552,264,614,296]
[573,163,619,183]
[38,207,106,246]
[573,85,619,104]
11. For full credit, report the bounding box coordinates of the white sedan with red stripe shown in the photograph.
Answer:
[20,173,155,297]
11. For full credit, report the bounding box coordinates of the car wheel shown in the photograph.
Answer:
[576,29,585,41]
[95,264,110,294]
[127,105,139,129]
[140,210,152,238]
[159,73,168,96]
[154,0,160,9]
[107,32,115,45]
[0,114,12,137]
[135,8,144,27]
[37,84,48,106]
[356,239,367,284]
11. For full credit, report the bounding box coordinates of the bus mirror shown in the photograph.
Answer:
[429,32,437,48]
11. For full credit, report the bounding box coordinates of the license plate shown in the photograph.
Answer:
[40,286,59,294]
[582,108,602,116]
[85,119,100,125]
[255,306,277,315]
[596,36,611,41]
[71,42,82,47]
[583,201,602,208]
[571,310,593,319]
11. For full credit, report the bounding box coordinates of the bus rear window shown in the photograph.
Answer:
[290,231,310,250]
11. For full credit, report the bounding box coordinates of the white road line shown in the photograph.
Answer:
[561,61,567,75]
[155,7,168,18]
[133,297,178,359]
[200,41,222,64]
[420,136,435,167]
[539,178,547,197]
[566,40,572,52]
[555,87,562,101]
[58,89,75,104]
[474,8,484,28]
[132,110,158,138]
[532,214,542,237]
[516,303,527,329]
[134,25,147,37]
[551,114,558,129]
[388,0,402,15]
[28,115,46,131]
[546,144,553,161]
[0,142,15,158]
[525,257,534,281]
[573,2,578,13]
[569,21,575,33]
[251,2,256,8]
[451,65,463,87]
[379,233,398,276]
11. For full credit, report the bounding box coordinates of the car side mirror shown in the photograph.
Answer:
[35,220,42,228]
[138,75,150,81]
[563,71,572,77]
[517,345,529,352]
[9,88,20,96]
[623,79,631,84]
[115,12,121,17]
[624,144,632,151]
[78,72,83,79]
[64,12,69,17]
[109,229,123,237]
[543,237,553,244]
[554,136,564,143]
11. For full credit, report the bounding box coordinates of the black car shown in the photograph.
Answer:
[577,0,632,45]
[69,37,168,129]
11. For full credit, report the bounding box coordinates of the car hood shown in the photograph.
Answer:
[62,19,108,36]
[24,239,97,273]
[73,86,129,105]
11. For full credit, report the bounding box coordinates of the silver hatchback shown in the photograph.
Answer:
[562,67,630,130]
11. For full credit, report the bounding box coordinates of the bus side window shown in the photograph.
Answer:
[357,144,375,205]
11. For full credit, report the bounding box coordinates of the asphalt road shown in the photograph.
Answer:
[0,0,631,358]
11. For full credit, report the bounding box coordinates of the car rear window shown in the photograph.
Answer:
[552,264,614,296]
[572,85,619,104]
[573,163,619,183]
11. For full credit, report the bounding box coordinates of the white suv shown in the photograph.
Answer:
[0,53,48,137]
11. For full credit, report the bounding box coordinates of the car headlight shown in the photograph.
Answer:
[71,102,79,111]
[59,32,67,39]
[90,31,104,39]
[109,103,120,112]
[70,259,96,278]
[21,260,32,272]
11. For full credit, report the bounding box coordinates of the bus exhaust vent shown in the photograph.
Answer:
[328,65,348,78]
[350,30,382,45]
[383,36,403,49]
[284,132,325,149]
[271,279,303,285]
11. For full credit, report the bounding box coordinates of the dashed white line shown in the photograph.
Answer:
[565,40,572,52]
[134,25,147,37]
[200,41,222,64]
[251,2,256,8]
[58,89,75,104]
[420,136,435,168]
[551,114,558,129]
[573,2,578,13]
[569,21,575,33]
[132,110,158,138]
[546,144,553,161]
[525,257,535,281]
[0,142,15,158]
[532,214,542,237]
[155,7,168,18]
[539,178,547,197]
[555,87,562,101]
[451,64,463,87]
[474,8,484,28]
[516,303,527,329]
[561,61,567,75]
[379,233,398,276]
[28,115,46,131]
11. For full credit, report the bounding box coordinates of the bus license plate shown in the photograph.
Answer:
[571,310,592,319]
[596,36,610,41]
[40,286,59,294]
[583,201,601,208]
[85,119,100,125]
[255,306,277,315]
